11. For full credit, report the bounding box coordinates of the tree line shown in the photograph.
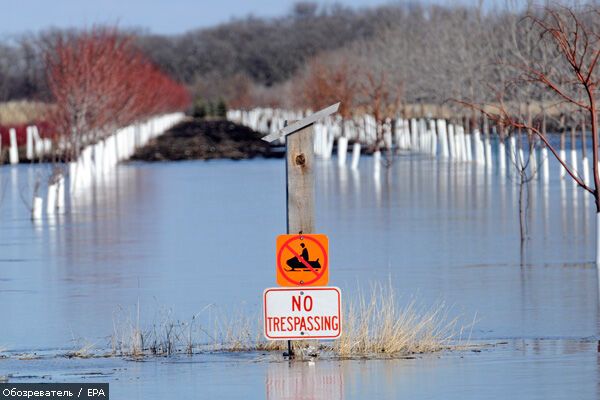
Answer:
[0,2,406,104]
[0,1,597,115]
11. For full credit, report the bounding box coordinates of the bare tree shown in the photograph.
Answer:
[301,54,359,120]
[460,5,600,262]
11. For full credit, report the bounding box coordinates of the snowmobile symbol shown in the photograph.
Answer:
[286,243,322,271]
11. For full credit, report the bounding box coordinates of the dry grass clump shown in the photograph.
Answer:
[102,282,461,359]
[65,342,96,359]
[110,303,145,357]
[110,303,201,357]
[215,309,257,351]
[212,282,459,358]
[106,302,320,356]
[0,101,50,125]
[330,283,457,357]
[0,285,463,361]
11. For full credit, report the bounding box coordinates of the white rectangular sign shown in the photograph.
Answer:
[263,286,342,340]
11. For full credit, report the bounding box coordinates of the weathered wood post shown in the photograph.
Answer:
[284,121,313,358]
[285,122,315,234]
[262,103,339,358]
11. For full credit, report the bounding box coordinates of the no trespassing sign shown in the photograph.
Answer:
[263,287,342,340]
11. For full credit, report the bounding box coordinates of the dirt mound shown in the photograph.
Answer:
[131,118,283,161]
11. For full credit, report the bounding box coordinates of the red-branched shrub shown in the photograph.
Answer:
[46,28,189,151]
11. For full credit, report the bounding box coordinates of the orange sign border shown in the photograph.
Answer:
[276,234,328,286]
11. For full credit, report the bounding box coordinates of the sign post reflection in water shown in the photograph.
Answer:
[262,103,340,357]
[265,357,343,400]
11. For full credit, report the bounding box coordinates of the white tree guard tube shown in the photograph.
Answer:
[456,126,464,161]
[582,156,590,186]
[437,119,449,159]
[337,136,348,167]
[597,212,600,266]
[541,147,549,184]
[508,136,517,168]
[404,120,411,149]
[26,126,34,160]
[383,123,392,152]
[9,128,19,164]
[518,148,525,170]
[315,124,325,157]
[420,119,427,153]
[373,150,381,177]
[559,149,566,179]
[473,129,485,165]
[32,126,43,157]
[57,176,65,212]
[464,129,472,162]
[447,124,455,160]
[351,142,361,170]
[571,149,578,178]
[430,130,437,157]
[410,119,418,152]
[485,138,492,171]
[498,141,506,176]
[32,196,43,220]
[46,183,57,214]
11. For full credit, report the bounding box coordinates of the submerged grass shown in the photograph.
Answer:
[96,282,465,360]
[65,342,96,359]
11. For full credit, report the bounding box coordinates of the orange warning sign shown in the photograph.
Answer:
[276,234,328,286]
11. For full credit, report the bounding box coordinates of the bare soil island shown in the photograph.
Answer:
[130,118,283,161]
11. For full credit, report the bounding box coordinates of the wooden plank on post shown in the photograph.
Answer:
[262,103,339,143]
[285,123,314,234]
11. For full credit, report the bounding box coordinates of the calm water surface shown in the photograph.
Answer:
[1,340,599,400]
[1,153,599,398]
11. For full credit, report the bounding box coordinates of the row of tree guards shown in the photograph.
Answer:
[0,126,52,165]
[228,107,600,264]
[230,108,593,181]
[0,28,192,222]
[27,112,184,221]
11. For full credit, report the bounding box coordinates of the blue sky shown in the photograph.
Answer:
[2,0,500,37]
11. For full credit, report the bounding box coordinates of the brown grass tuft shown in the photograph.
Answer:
[330,282,457,357]
[0,101,50,125]
[103,282,462,359]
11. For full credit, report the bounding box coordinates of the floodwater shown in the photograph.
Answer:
[2,339,599,399]
[1,151,600,399]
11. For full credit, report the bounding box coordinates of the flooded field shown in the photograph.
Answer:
[2,340,598,399]
[1,154,599,398]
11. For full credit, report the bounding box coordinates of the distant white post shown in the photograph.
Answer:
[26,126,34,160]
[9,128,19,164]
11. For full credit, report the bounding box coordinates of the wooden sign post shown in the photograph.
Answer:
[285,123,315,234]
[262,102,340,358]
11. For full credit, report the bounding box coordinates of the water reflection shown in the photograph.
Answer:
[266,361,343,400]
[263,339,599,400]
[351,169,360,201]
[0,155,599,350]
